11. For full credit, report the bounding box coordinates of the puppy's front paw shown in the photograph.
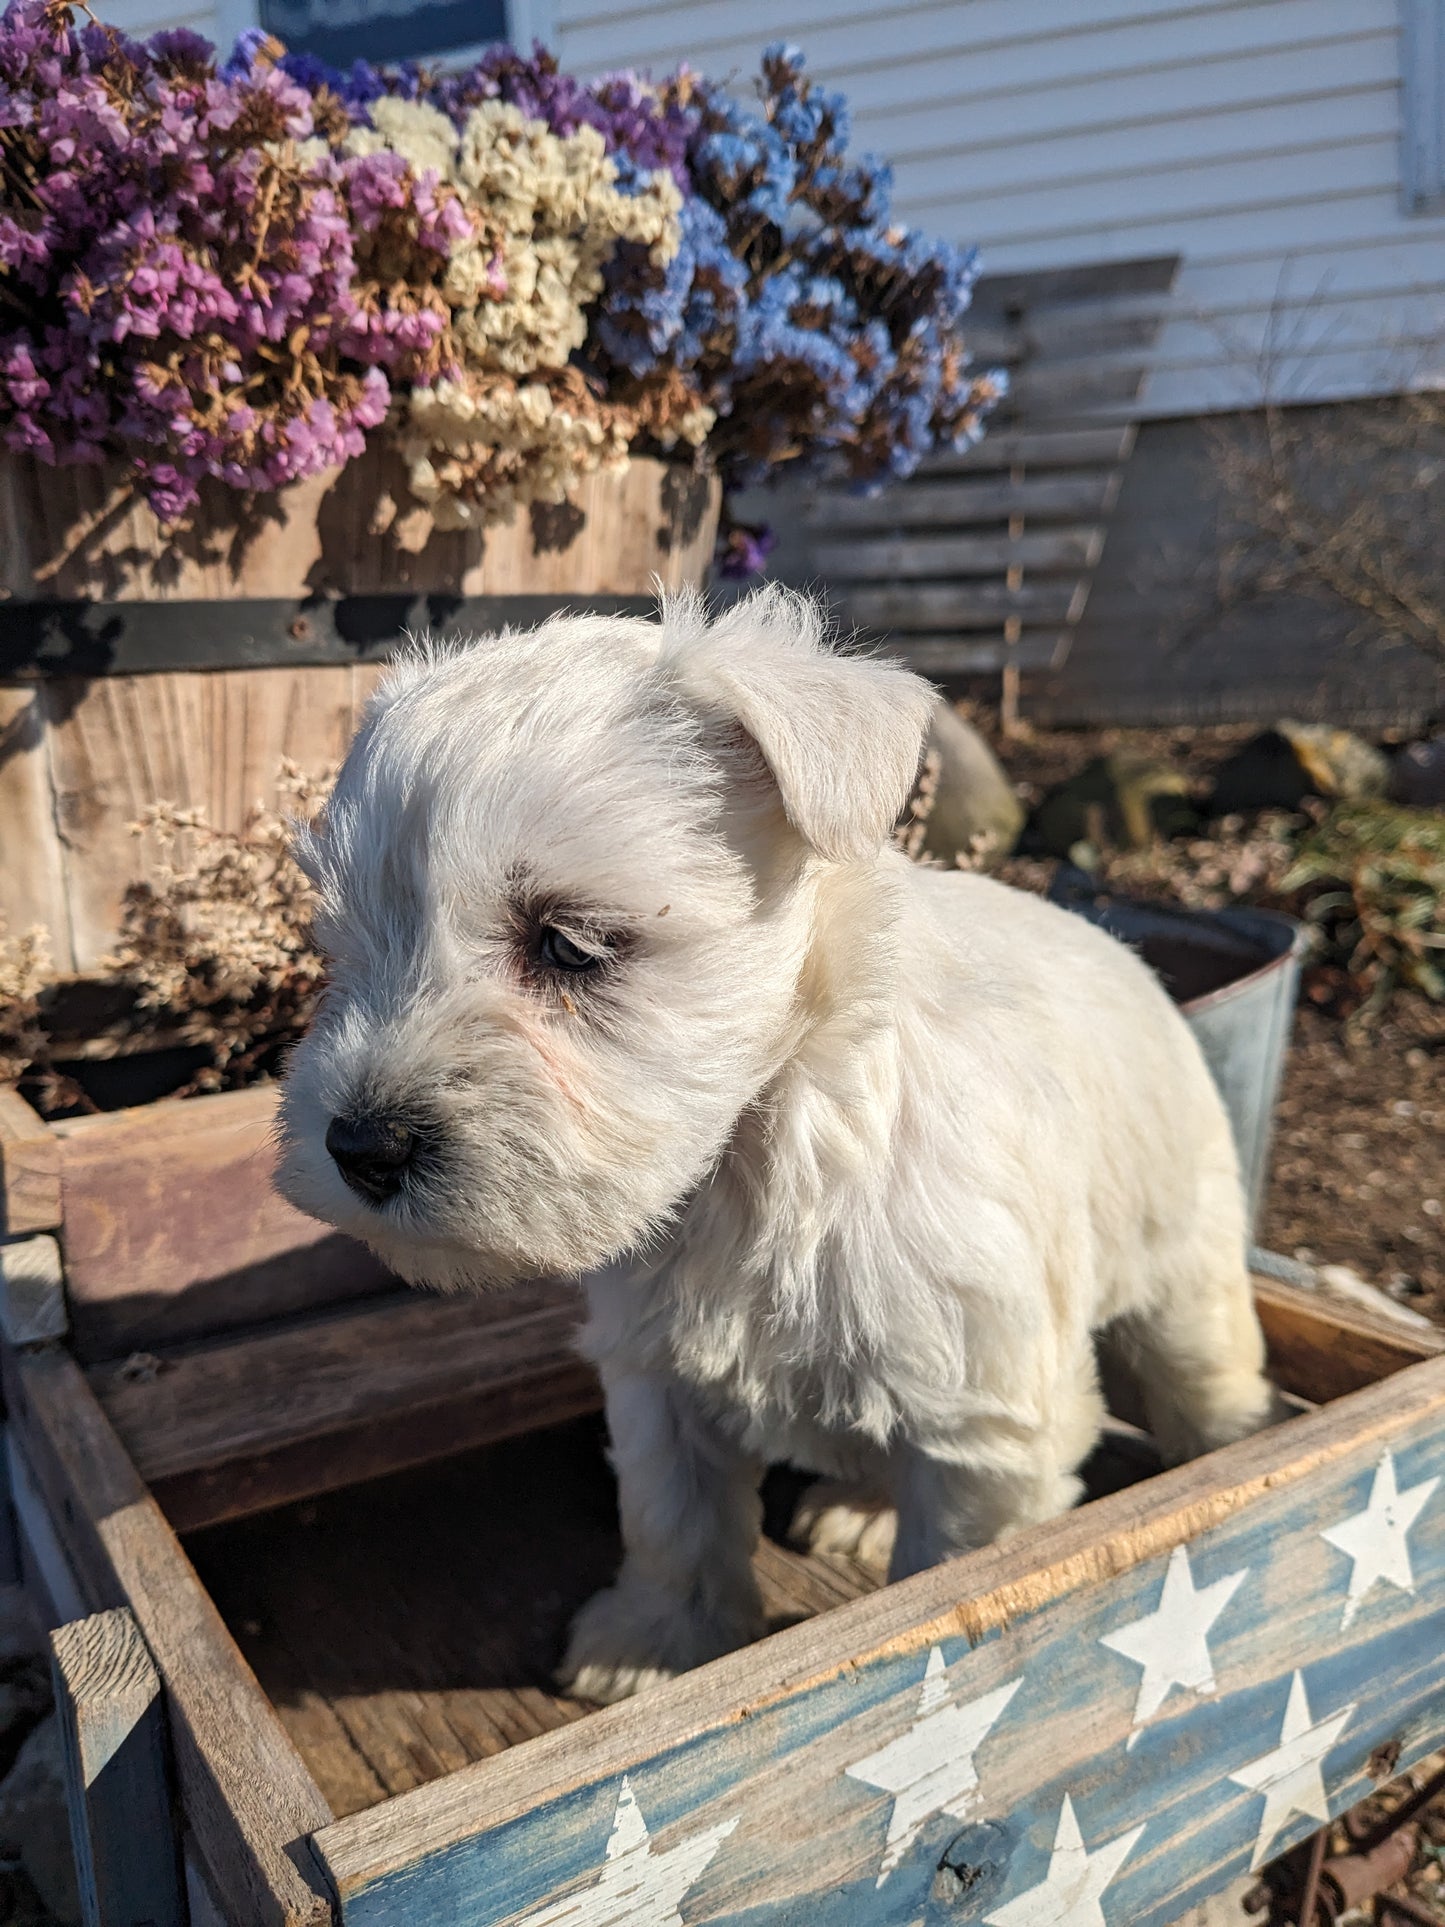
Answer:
[557,1581,760,1706]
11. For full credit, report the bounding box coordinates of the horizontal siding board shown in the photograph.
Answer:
[560,0,1377,103]
[915,139,1401,238]
[1171,233,1445,309]
[888,87,1399,206]
[966,192,1429,272]
[851,36,1399,166]
[1143,290,1445,371]
[1143,339,1445,413]
[554,0,1262,63]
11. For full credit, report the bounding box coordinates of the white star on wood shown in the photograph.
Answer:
[1228,1671,1357,1870]
[1319,1448,1440,1630]
[1098,1544,1248,1748]
[844,1646,1022,1884]
[983,1794,1145,1927]
[511,1775,737,1927]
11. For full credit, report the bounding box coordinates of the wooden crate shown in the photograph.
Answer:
[3,1076,1445,1927]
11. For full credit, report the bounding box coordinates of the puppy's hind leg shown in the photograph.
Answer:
[787,1481,898,1571]
[888,1354,1105,1583]
[1114,1223,1280,1466]
[558,1368,765,1706]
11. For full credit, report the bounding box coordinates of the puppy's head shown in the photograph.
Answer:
[274,587,933,1289]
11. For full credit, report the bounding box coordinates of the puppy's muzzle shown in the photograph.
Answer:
[325,1113,421,1204]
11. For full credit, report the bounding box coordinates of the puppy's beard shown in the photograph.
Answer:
[274,1116,675,1291]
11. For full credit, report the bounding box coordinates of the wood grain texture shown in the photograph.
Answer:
[50,1607,186,1927]
[1254,1278,1445,1402]
[0,1232,67,1346]
[810,527,1105,580]
[91,1278,597,1531]
[186,1418,879,1824]
[52,1083,393,1361]
[803,473,1121,531]
[924,425,1138,474]
[39,662,367,974]
[0,685,73,972]
[3,1343,334,1927]
[843,578,1090,631]
[884,632,1071,675]
[313,1357,1445,1926]
[7,1427,88,1629]
[0,451,719,602]
[0,1087,61,1236]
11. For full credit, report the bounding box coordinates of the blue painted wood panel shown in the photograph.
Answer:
[320,1386,1445,1926]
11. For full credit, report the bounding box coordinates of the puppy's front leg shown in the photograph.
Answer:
[558,1369,765,1705]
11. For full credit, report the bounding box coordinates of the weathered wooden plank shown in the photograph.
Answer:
[884,632,1072,676]
[811,527,1105,580]
[90,1279,596,1532]
[50,1607,186,1927]
[40,664,367,975]
[1254,1277,1445,1403]
[6,1427,88,1629]
[0,1232,67,1345]
[52,1083,394,1361]
[925,424,1138,474]
[967,310,1166,367]
[1006,359,1151,416]
[802,473,1121,532]
[3,1344,334,1926]
[0,452,718,604]
[0,1087,61,1237]
[0,686,73,973]
[972,255,1182,313]
[843,578,1090,631]
[314,1357,1445,1927]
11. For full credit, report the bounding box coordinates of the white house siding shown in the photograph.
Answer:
[548,0,1445,418]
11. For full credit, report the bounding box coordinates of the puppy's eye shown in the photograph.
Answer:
[538,926,604,973]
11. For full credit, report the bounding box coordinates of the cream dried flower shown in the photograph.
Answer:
[0,919,51,1085]
[345,97,682,525]
[105,763,332,1069]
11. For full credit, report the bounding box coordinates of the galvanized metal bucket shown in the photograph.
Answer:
[1049,870,1306,1230]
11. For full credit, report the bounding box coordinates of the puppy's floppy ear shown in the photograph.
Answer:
[661,588,936,863]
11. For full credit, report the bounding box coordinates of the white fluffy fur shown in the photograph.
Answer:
[275,587,1275,1705]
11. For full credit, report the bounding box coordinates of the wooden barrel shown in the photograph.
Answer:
[0,448,720,975]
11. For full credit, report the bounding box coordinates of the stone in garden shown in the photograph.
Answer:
[1029,752,1195,861]
[1210,722,1389,815]
[900,702,1024,869]
[1390,735,1445,808]
[0,1715,79,1926]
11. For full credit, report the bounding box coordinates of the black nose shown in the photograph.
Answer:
[325,1114,417,1202]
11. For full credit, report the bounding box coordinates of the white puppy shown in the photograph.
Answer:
[275,587,1275,1705]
